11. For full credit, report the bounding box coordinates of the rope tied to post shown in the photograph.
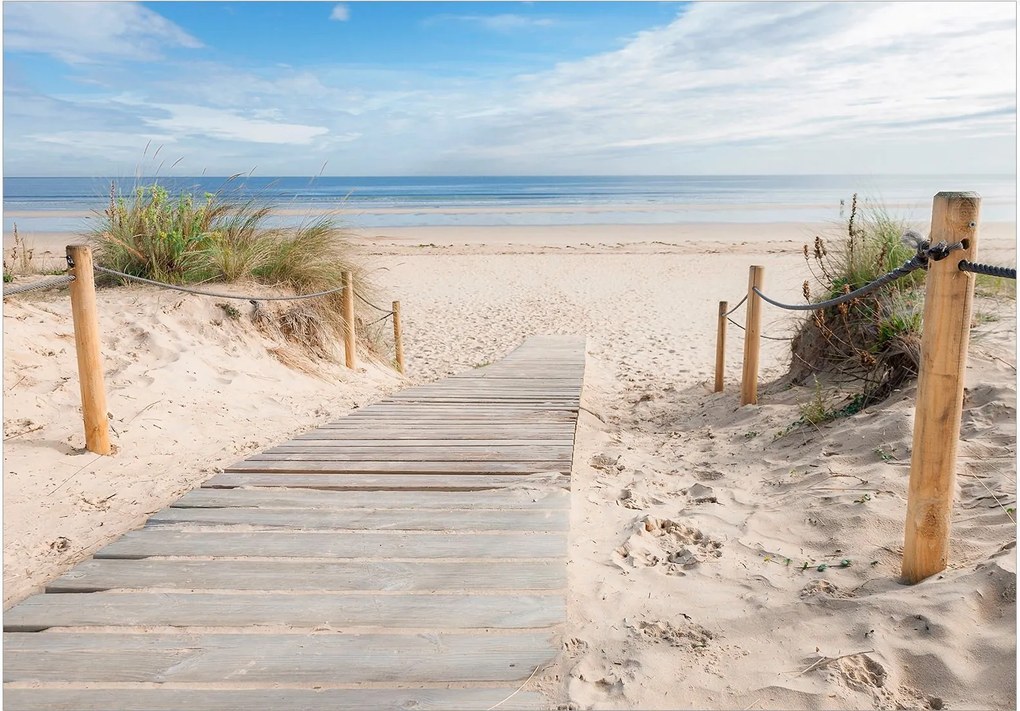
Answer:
[91,265,349,302]
[752,235,965,312]
[3,274,76,298]
[959,261,1017,280]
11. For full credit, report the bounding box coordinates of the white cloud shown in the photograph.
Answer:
[446,1,1016,172]
[142,104,329,145]
[330,4,350,22]
[429,13,557,32]
[3,2,201,63]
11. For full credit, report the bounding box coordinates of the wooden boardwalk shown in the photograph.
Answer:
[4,335,585,710]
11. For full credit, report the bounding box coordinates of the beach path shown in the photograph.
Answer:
[4,335,586,710]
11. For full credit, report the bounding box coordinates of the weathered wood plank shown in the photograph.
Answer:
[175,488,570,510]
[1,688,546,711]
[94,530,567,560]
[47,559,566,592]
[5,592,565,631]
[297,429,575,440]
[2,632,557,683]
[146,507,567,532]
[202,473,570,490]
[276,438,576,447]
[258,445,573,460]
[225,460,569,474]
[249,450,573,463]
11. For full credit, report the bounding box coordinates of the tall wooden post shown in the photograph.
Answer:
[902,192,980,584]
[714,301,727,392]
[342,271,356,369]
[67,245,111,455]
[740,266,764,405]
[392,300,405,374]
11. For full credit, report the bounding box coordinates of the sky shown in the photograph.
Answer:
[2,1,1016,177]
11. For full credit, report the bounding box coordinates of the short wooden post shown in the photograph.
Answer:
[392,300,405,374]
[740,266,764,405]
[902,192,980,584]
[342,271,356,369]
[714,301,727,392]
[66,245,111,455]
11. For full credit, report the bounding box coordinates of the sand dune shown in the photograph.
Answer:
[2,221,1016,709]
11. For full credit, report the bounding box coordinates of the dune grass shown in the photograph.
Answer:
[785,195,924,417]
[91,182,383,363]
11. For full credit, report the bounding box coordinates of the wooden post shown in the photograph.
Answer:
[902,192,980,584]
[342,271,356,369]
[392,300,405,374]
[66,245,111,455]
[740,266,764,405]
[714,301,727,392]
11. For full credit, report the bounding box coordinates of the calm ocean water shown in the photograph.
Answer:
[3,175,1015,233]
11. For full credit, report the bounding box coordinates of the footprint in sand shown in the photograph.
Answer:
[628,617,713,651]
[614,516,723,575]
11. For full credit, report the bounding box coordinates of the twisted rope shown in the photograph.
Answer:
[365,310,394,327]
[354,289,392,313]
[752,240,963,312]
[93,266,347,301]
[727,317,792,342]
[723,295,748,317]
[959,261,1016,280]
[3,274,75,298]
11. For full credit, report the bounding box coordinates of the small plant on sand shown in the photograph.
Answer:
[783,195,925,409]
[3,223,35,282]
[799,377,834,426]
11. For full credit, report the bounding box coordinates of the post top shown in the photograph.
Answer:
[934,191,981,199]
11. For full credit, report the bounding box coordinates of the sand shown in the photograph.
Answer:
[2,219,1016,709]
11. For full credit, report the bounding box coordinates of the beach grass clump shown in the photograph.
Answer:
[3,223,36,282]
[91,182,382,363]
[784,195,924,413]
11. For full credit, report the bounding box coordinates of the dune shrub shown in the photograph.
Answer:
[784,195,924,415]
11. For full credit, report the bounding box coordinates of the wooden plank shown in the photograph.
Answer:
[2,631,557,683]
[296,429,575,440]
[1,688,546,711]
[5,592,565,631]
[224,460,570,474]
[94,530,567,560]
[175,488,570,510]
[275,439,575,447]
[203,473,570,490]
[46,559,566,592]
[146,507,567,532]
[249,449,573,462]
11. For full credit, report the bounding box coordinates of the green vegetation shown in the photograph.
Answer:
[91,182,382,361]
[3,223,35,283]
[785,195,925,412]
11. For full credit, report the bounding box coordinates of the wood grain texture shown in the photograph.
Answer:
[2,631,556,683]
[175,487,570,510]
[5,592,565,631]
[146,506,567,532]
[1,688,546,711]
[202,473,570,490]
[47,559,566,593]
[94,530,568,560]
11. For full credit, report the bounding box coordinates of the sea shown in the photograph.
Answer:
[3,174,1016,234]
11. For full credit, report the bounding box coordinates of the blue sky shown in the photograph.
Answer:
[2,1,1016,176]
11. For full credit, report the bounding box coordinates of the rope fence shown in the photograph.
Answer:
[3,274,75,298]
[92,266,349,302]
[9,245,408,458]
[710,191,1016,587]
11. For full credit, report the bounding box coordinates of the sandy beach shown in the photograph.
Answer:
[3,218,1016,709]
